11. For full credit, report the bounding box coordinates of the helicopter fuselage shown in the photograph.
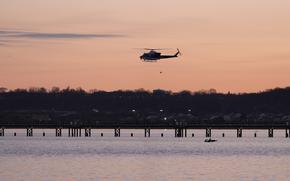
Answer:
[140,49,180,62]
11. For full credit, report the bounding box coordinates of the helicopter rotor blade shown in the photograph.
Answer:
[144,48,172,50]
[133,48,174,50]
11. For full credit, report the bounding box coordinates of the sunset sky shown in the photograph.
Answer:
[0,0,290,93]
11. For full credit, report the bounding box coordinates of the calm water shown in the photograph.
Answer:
[0,129,290,181]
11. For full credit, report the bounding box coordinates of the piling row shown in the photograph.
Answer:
[175,128,187,137]
[0,127,4,136]
[0,127,290,138]
[114,128,120,137]
[85,128,91,137]
[237,128,242,138]
[144,128,150,137]
[26,128,33,136]
[56,128,62,137]
[206,128,211,137]
[286,128,290,138]
[68,128,82,137]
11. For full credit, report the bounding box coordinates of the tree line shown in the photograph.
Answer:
[0,86,290,127]
[0,86,289,113]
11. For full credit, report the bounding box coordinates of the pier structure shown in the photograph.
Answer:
[68,128,82,137]
[174,120,187,137]
[114,127,120,137]
[0,123,289,138]
[175,127,187,137]
[206,128,211,137]
[144,128,150,137]
[85,128,91,137]
[268,128,274,137]
[237,128,242,137]
[0,127,4,136]
[55,128,62,137]
[26,128,33,136]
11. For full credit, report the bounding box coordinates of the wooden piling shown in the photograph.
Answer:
[175,128,184,137]
[85,128,91,137]
[144,128,150,137]
[237,128,242,138]
[268,128,274,138]
[114,128,120,137]
[0,127,4,136]
[206,128,211,137]
[26,128,33,137]
[56,128,62,137]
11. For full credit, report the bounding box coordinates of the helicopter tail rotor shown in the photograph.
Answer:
[175,48,181,57]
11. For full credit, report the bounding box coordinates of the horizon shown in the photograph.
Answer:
[1,85,290,94]
[1,0,290,93]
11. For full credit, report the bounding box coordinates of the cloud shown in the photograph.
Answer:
[0,39,9,46]
[0,29,125,46]
[0,30,22,34]
[11,32,123,39]
[0,30,125,40]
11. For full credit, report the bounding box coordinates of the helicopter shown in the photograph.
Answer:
[139,48,181,62]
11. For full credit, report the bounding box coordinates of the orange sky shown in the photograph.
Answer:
[0,0,290,93]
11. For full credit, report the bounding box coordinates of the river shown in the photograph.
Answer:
[0,129,289,180]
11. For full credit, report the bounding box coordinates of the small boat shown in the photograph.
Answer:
[204,138,217,142]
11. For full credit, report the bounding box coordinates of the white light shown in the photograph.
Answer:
[92,109,99,113]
